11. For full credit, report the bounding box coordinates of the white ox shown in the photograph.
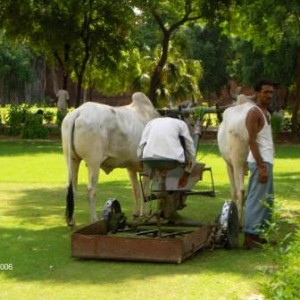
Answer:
[217,95,255,226]
[61,92,159,227]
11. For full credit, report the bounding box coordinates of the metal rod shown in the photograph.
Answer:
[161,230,194,238]
[184,190,215,197]
[136,229,159,236]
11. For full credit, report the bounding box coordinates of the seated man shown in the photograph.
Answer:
[138,116,196,188]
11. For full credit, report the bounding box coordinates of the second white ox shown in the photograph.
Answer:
[61,92,159,227]
[217,96,255,226]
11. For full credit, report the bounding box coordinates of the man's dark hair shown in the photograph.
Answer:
[160,110,181,119]
[254,79,276,92]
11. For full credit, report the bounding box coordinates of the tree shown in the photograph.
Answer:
[175,23,232,100]
[82,48,143,98]
[128,42,203,107]
[0,31,33,103]
[133,0,234,106]
[229,0,300,138]
[0,0,135,107]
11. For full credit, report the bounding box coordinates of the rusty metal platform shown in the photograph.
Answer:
[71,220,213,263]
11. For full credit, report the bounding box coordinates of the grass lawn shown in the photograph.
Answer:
[0,139,299,300]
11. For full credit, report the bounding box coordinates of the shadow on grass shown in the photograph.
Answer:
[1,177,297,286]
[0,140,61,156]
[275,144,300,159]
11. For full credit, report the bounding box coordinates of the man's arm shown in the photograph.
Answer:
[178,122,196,188]
[137,122,151,158]
[180,122,196,170]
[246,108,268,183]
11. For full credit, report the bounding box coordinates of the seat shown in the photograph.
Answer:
[141,158,182,173]
[140,158,182,223]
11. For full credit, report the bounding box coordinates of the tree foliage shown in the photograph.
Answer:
[133,0,234,106]
[175,23,232,99]
[82,48,143,97]
[229,0,300,137]
[0,0,235,107]
[1,0,300,137]
[0,0,135,106]
[0,31,33,103]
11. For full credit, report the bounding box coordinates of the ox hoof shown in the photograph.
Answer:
[67,218,76,229]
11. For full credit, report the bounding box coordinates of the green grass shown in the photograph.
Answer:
[0,139,299,300]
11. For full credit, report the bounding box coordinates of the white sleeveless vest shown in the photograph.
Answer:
[247,107,274,165]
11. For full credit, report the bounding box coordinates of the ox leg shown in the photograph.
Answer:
[141,174,150,202]
[226,164,237,202]
[232,163,246,227]
[127,168,145,217]
[70,157,80,191]
[87,166,100,223]
[226,163,243,227]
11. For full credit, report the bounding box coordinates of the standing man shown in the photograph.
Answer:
[138,116,196,188]
[243,79,275,249]
[56,88,70,115]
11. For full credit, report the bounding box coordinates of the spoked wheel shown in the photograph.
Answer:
[217,200,239,249]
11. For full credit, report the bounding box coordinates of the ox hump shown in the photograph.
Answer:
[129,92,159,121]
[221,102,255,141]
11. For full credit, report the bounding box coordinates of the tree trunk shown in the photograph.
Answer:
[63,73,69,90]
[147,3,198,106]
[51,68,59,95]
[291,52,300,140]
[75,75,83,108]
[148,32,171,107]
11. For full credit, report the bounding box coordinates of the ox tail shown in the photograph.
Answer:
[66,183,74,226]
[63,109,81,227]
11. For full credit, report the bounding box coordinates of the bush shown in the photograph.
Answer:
[6,104,29,135]
[43,110,55,124]
[5,105,49,139]
[56,110,65,128]
[281,111,300,134]
[271,112,284,138]
[21,112,48,139]
[263,229,300,299]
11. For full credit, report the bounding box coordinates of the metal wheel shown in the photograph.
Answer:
[102,198,126,233]
[217,200,239,249]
